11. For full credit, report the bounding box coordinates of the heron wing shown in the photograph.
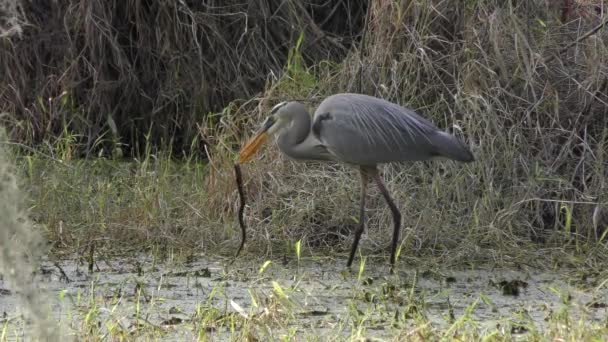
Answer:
[313,93,444,165]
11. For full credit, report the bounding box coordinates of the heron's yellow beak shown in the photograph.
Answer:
[238,131,268,163]
[238,116,276,163]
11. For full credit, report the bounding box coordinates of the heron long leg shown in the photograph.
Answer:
[347,167,371,268]
[371,171,402,273]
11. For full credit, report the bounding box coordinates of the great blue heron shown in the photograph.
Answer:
[238,93,474,271]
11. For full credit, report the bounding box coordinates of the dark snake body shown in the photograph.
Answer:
[233,163,246,258]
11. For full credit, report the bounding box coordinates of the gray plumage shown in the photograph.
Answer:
[272,93,473,165]
[250,93,474,272]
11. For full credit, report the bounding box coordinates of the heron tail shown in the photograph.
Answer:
[432,131,475,162]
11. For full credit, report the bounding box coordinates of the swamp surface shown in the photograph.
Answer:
[1,254,607,340]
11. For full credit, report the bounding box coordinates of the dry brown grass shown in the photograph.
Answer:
[1,0,607,266]
[0,1,364,156]
[202,0,608,265]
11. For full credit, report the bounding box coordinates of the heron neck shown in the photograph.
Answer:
[277,110,312,157]
[279,110,311,146]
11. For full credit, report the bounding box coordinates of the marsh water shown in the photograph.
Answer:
[1,254,607,340]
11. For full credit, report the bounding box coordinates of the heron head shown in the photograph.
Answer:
[238,101,289,163]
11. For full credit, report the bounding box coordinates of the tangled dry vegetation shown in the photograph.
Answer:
[1,0,607,265]
[0,0,361,155]
[209,0,608,266]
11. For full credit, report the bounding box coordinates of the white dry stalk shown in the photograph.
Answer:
[0,130,58,341]
[0,0,27,38]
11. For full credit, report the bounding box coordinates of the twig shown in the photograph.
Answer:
[581,77,608,117]
[358,2,371,93]
[88,240,95,273]
[544,16,608,64]
[0,141,76,170]
[293,1,346,52]
[52,261,71,283]
[514,197,601,206]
